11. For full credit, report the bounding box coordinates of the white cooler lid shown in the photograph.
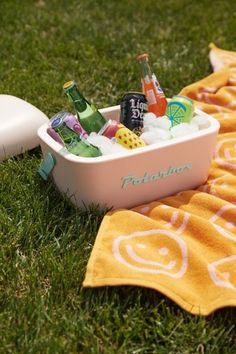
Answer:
[0,94,49,161]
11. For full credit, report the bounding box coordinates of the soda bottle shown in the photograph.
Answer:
[63,80,107,134]
[49,111,102,157]
[136,53,167,117]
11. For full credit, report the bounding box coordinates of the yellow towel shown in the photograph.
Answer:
[83,44,236,316]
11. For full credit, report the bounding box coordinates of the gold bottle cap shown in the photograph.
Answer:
[136,53,149,61]
[63,80,75,90]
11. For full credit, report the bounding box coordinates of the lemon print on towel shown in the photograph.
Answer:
[112,228,188,278]
[116,124,145,149]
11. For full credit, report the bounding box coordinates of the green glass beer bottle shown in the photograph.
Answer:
[49,111,102,157]
[68,139,102,157]
[63,80,107,134]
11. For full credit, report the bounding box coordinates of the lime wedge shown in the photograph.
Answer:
[166,101,186,126]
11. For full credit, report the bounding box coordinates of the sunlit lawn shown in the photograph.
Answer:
[1,0,236,353]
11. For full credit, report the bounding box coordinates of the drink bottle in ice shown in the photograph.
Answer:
[49,111,101,157]
[137,53,167,117]
[63,80,107,134]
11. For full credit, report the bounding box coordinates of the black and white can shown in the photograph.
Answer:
[120,92,148,135]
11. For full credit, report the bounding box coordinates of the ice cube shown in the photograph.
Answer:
[170,123,199,138]
[155,127,172,140]
[140,128,171,145]
[140,131,159,145]
[143,112,158,127]
[87,132,127,156]
[153,115,172,130]
[110,140,128,154]
[98,142,113,155]
[143,113,172,132]
[191,114,210,129]
[87,133,111,146]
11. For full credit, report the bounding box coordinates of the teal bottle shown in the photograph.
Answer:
[63,80,106,134]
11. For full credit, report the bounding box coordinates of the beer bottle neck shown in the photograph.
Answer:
[138,59,153,81]
[65,84,93,114]
[69,86,87,112]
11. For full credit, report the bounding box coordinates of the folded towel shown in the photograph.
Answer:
[83,44,236,315]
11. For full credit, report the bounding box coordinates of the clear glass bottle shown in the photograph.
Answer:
[137,53,167,117]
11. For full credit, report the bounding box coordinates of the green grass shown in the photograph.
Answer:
[1,0,236,353]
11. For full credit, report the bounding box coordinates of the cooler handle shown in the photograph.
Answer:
[38,153,56,181]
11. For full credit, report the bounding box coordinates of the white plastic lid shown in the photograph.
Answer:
[0,94,49,161]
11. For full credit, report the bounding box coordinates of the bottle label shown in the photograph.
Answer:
[152,74,165,96]
[146,89,157,105]
[79,102,95,118]
[63,114,88,138]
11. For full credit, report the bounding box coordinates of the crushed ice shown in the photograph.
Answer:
[88,112,210,156]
